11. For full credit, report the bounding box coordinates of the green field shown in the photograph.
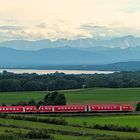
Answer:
[0,88,140,104]
[64,115,140,128]
[1,114,140,140]
[1,88,140,139]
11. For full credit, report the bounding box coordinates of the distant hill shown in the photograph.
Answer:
[31,61,140,71]
[63,61,140,71]
[0,47,109,66]
[1,47,140,71]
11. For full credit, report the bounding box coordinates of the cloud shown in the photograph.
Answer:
[0,0,140,41]
[80,23,140,39]
[0,22,92,42]
[36,22,47,29]
[0,25,23,30]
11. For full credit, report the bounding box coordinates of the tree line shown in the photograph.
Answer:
[1,70,140,92]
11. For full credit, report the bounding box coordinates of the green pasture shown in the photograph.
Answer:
[0,88,140,104]
[1,117,140,139]
[63,115,140,128]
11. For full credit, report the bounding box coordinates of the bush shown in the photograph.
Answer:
[43,91,66,105]
[136,102,140,111]
[93,124,138,132]
[25,129,54,139]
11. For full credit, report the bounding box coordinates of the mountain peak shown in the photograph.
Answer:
[0,35,140,50]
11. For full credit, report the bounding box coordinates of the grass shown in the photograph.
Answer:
[0,91,46,104]
[53,134,92,140]
[1,117,140,139]
[0,88,140,104]
[63,115,140,128]
[2,114,140,139]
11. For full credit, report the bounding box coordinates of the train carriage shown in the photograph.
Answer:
[88,104,133,112]
[53,105,87,112]
[0,106,23,113]
[38,105,87,113]
[38,106,53,113]
[88,104,121,112]
[23,106,38,113]
[121,104,133,111]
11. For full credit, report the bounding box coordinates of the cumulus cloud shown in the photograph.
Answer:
[80,23,140,39]
[0,22,92,42]
[0,0,140,41]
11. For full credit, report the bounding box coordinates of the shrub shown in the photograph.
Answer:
[136,102,140,111]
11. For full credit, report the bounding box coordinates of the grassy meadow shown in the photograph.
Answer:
[0,88,140,104]
[1,114,140,140]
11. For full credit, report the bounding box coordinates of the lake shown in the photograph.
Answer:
[0,69,114,75]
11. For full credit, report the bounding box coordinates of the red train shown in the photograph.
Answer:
[0,104,133,113]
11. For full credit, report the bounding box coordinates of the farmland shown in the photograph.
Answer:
[0,88,140,104]
[1,114,140,140]
[1,88,140,139]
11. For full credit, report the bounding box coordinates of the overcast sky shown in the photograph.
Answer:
[0,0,140,41]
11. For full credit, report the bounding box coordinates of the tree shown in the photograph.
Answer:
[23,81,43,91]
[36,100,44,108]
[28,99,36,106]
[43,91,66,105]
[0,79,21,91]
[53,93,66,105]
[44,91,59,105]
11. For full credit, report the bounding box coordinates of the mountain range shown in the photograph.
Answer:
[0,35,140,50]
[0,35,140,71]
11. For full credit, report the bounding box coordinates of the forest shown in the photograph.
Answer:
[0,70,140,92]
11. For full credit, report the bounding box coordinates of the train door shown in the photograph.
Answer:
[87,105,91,112]
[52,106,54,112]
[23,107,25,113]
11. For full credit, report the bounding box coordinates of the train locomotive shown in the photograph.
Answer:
[0,104,133,114]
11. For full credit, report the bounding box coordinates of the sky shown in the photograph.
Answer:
[0,0,140,41]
